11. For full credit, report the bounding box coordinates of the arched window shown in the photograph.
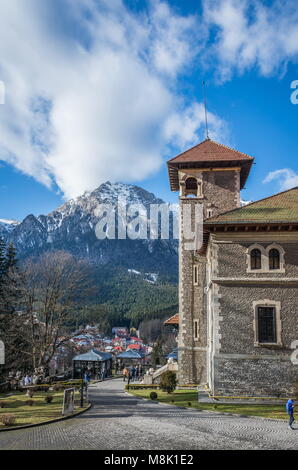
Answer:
[269,248,280,270]
[185,177,197,191]
[250,249,262,270]
[185,177,198,198]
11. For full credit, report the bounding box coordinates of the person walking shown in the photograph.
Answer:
[286,398,295,429]
[127,367,132,385]
[122,367,127,382]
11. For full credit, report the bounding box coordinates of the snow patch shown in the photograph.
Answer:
[128,269,141,275]
[144,272,158,284]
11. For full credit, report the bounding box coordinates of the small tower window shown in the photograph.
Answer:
[250,249,262,270]
[269,249,280,270]
[185,177,198,197]
[193,320,199,340]
[193,265,199,285]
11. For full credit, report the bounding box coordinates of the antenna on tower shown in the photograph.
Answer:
[202,81,209,140]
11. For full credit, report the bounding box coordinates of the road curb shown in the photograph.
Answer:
[0,402,92,433]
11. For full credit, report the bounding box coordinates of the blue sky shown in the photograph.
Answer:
[0,0,297,221]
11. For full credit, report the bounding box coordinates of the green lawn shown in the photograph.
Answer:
[128,388,288,420]
[0,389,86,428]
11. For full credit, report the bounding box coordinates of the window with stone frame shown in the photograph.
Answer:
[257,306,277,344]
[269,248,280,270]
[250,248,262,270]
[184,177,203,197]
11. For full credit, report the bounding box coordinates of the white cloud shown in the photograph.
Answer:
[203,0,298,80]
[0,0,221,199]
[263,169,298,191]
[164,102,226,148]
[3,0,297,200]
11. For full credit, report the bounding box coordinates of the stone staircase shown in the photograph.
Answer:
[152,362,178,384]
[142,362,178,385]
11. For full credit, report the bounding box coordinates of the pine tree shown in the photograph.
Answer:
[0,237,7,279]
[5,242,17,271]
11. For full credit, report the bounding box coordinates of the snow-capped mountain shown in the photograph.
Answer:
[0,219,20,239]
[2,182,178,278]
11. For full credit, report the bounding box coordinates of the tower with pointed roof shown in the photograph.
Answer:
[167,138,254,385]
[167,138,298,397]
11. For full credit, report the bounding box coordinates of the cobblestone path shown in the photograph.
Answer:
[0,379,297,450]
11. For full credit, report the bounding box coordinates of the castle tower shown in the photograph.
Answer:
[167,138,254,385]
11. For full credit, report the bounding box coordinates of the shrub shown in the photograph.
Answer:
[150,391,158,400]
[44,395,53,404]
[0,413,16,426]
[25,399,35,406]
[0,401,7,408]
[188,402,192,407]
[160,371,177,394]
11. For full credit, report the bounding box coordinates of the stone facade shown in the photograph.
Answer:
[178,168,241,385]
[169,139,297,396]
[206,236,298,396]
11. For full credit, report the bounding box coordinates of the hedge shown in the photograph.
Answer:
[125,384,160,391]
[21,380,83,392]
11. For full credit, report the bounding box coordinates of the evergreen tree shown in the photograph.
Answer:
[0,237,7,279]
[0,240,29,381]
[5,242,18,271]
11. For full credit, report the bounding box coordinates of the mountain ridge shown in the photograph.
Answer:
[1,181,178,280]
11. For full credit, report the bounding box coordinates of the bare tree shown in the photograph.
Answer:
[21,251,94,372]
[139,319,164,344]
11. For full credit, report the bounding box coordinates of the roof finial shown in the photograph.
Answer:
[202,81,209,140]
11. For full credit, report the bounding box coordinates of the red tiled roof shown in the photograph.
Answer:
[164,313,179,325]
[167,139,254,191]
[168,139,253,164]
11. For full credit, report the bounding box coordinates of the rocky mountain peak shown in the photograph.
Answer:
[1,182,178,278]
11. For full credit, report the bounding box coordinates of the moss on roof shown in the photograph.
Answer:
[206,187,298,224]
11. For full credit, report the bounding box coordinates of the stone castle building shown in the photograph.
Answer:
[166,138,298,397]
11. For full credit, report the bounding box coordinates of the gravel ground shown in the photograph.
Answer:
[0,378,297,450]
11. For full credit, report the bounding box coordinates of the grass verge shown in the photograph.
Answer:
[0,389,86,428]
[128,388,288,420]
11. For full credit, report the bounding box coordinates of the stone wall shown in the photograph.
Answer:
[209,239,298,396]
[216,241,298,278]
[178,197,207,384]
[213,356,297,397]
[178,168,241,385]
[203,170,240,213]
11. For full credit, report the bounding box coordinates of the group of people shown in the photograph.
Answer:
[122,364,142,383]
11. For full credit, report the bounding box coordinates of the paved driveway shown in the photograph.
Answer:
[0,379,297,450]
